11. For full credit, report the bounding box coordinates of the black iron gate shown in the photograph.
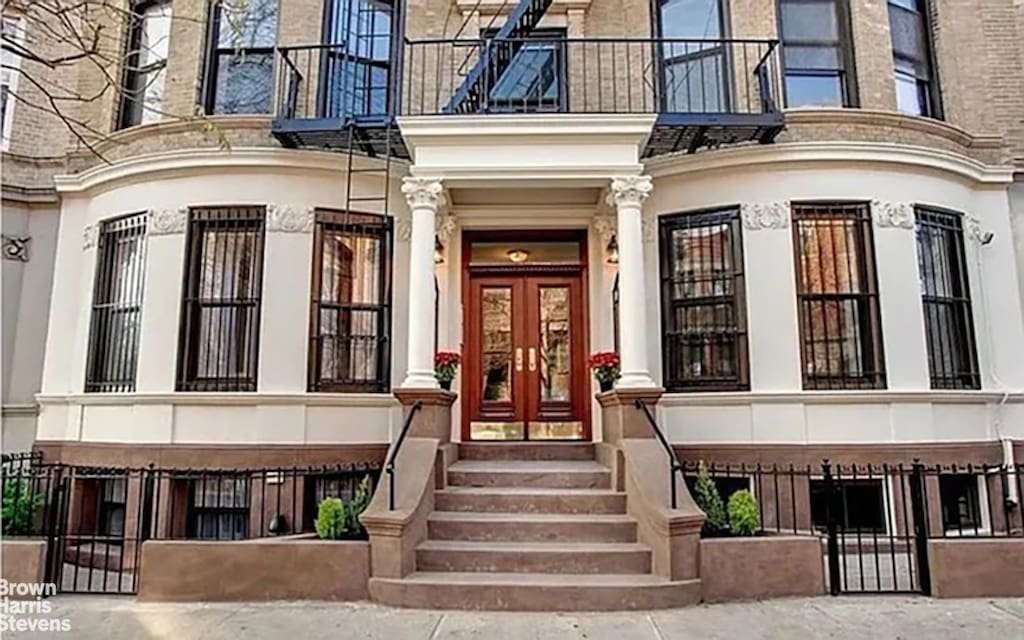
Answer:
[822,461,930,595]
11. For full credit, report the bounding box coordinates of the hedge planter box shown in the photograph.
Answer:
[137,536,369,602]
[700,536,825,603]
[1,539,48,595]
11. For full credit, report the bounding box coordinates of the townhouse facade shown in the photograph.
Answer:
[2,0,1024,608]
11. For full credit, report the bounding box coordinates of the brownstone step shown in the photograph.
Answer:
[434,487,627,514]
[369,572,702,611]
[427,512,636,543]
[458,442,595,461]
[446,460,611,489]
[416,540,652,574]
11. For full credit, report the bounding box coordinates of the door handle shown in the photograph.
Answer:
[528,347,537,372]
[515,347,523,372]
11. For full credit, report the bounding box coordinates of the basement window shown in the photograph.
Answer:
[939,474,985,534]
[684,474,752,503]
[810,478,887,534]
[187,475,250,540]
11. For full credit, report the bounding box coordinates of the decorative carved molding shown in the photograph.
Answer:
[871,200,914,230]
[965,215,990,244]
[394,210,412,242]
[607,175,653,208]
[435,212,457,243]
[741,202,790,230]
[591,214,616,245]
[82,224,100,249]
[149,207,189,236]
[401,177,445,210]
[641,208,657,243]
[2,235,30,262]
[266,204,314,233]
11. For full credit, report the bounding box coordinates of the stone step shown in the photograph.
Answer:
[446,460,611,489]
[427,512,637,543]
[434,486,627,514]
[416,540,652,574]
[458,442,596,461]
[369,572,702,611]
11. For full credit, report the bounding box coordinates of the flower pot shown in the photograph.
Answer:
[439,379,452,391]
[598,379,614,392]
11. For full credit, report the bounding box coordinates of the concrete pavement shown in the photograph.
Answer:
[6,595,1024,639]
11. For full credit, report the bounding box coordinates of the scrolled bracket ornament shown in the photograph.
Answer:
[82,224,100,249]
[149,207,189,236]
[741,201,791,230]
[267,204,315,233]
[871,200,914,230]
[2,234,30,261]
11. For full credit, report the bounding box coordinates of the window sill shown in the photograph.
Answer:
[658,389,1024,407]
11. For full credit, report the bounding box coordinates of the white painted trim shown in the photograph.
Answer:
[644,142,1015,186]
[36,393,400,408]
[659,391,1024,407]
[397,113,657,142]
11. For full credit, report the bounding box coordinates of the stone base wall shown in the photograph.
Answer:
[928,539,1024,598]
[699,536,826,603]
[1,540,48,597]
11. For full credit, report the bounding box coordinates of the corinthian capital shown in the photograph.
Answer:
[607,176,653,208]
[402,177,445,210]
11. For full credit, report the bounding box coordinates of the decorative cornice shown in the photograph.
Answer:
[607,175,653,208]
[149,207,189,235]
[401,177,444,210]
[2,234,30,261]
[871,200,915,230]
[82,224,99,249]
[266,204,315,233]
[741,201,790,230]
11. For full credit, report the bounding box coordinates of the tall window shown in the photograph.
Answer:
[98,478,128,539]
[485,29,566,113]
[1,15,25,150]
[177,207,265,392]
[793,202,885,389]
[119,0,172,128]
[203,0,278,114]
[322,0,393,117]
[657,0,728,112]
[85,213,149,393]
[888,0,940,118]
[309,210,392,392]
[915,207,979,389]
[778,0,858,107]
[659,208,749,391]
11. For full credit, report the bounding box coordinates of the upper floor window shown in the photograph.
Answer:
[309,210,392,392]
[1,15,25,150]
[888,0,941,118]
[792,202,885,389]
[85,213,149,393]
[483,28,566,113]
[915,207,979,389]
[119,0,173,128]
[657,0,728,112]
[322,0,393,117]
[177,207,265,392]
[203,0,279,115]
[778,0,858,108]
[659,208,749,391]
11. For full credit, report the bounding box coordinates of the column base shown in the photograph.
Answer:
[596,387,664,443]
[400,371,439,389]
[394,388,457,442]
[617,371,658,389]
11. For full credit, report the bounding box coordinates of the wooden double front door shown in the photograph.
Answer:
[464,271,589,440]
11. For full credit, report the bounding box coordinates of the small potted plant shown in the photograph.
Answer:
[434,351,461,391]
[588,351,621,393]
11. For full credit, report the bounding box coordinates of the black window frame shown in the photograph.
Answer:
[308,209,393,393]
[777,0,860,108]
[177,206,266,392]
[97,477,128,541]
[887,0,942,119]
[201,0,279,115]
[915,206,980,390]
[85,212,149,393]
[117,0,172,129]
[319,0,396,118]
[938,473,984,534]
[302,470,376,531]
[810,477,888,534]
[186,475,250,540]
[482,28,568,114]
[653,0,732,113]
[792,201,886,390]
[658,207,750,392]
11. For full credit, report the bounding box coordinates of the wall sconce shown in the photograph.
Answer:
[507,248,530,263]
[606,235,619,265]
[434,238,445,264]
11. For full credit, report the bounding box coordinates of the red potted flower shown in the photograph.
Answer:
[588,351,621,393]
[434,351,461,391]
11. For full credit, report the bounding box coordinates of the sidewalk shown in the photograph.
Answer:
[7,595,1024,639]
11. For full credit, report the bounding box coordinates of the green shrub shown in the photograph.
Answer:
[693,461,727,535]
[2,480,43,536]
[727,490,760,537]
[315,475,374,540]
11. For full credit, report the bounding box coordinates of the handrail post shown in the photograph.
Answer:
[386,400,423,510]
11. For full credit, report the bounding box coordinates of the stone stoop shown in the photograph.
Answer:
[368,443,702,611]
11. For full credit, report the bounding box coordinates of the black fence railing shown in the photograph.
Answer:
[272,38,781,120]
[634,400,684,509]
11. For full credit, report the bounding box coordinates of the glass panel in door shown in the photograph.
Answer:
[471,283,525,440]
[528,278,584,440]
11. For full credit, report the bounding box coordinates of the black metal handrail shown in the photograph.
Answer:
[635,399,684,509]
[386,400,423,510]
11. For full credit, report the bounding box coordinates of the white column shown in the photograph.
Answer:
[609,176,657,388]
[400,177,444,388]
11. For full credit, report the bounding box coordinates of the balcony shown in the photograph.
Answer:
[271,37,784,159]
